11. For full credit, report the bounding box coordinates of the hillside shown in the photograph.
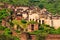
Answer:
[0,0,60,15]
[0,0,60,40]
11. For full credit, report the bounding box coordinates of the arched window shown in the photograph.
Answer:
[33,19,34,21]
[30,19,31,21]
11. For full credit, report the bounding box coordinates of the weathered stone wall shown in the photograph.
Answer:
[30,35,36,40]
[45,19,60,29]
[20,34,60,40]
[52,19,60,29]
[20,32,36,40]
[2,5,60,29]
[27,24,38,32]
[46,34,60,40]
[39,17,60,29]
[34,24,38,31]
[20,32,30,40]
[27,24,32,32]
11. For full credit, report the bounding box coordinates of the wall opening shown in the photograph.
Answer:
[39,20,41,23]
[42,20,44,24]
[31,24,34,31]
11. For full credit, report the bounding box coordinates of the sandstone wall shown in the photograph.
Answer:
[45,19,60,29]
[46,34,60,40]
[52,19,60,29]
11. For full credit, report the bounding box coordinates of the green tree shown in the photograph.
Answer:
[0,9,9,22]
[0,25,6,30]
[28,0,40,6]
[39,3,44,9]
[12,19,28,32]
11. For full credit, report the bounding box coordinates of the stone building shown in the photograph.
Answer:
[13,6,60,29]
[1,4,60,32]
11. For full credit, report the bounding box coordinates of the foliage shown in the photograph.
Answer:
[36,33,47,40]
[29,30,48,40]
[12,19,28,32]
[0,34,19,40]
[15,30,20,33]
[49,27,60,34]
[21,19,27,24]
[12,19,27,28]
[31,24,60,35]
[0,0,60,14]
[28,0,40,6]
[29,24,60,40]
[0,25,19,40]
[3,28,12,36]
[28,20,38,24]
[0,25,6,30]
[39,3,44,9]
[0,8,9,22]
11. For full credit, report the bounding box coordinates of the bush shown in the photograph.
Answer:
[39,4,44,9]
[21,19,27,24]
[0,26,6,30]
[16,30,20,33]
[36,34,46,40]
[0,34,19,40]
[3,28,12,35]
[28,20,37,24]
[49,27,60,34]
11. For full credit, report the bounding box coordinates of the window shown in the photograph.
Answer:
[39,20,41,23]
[42,20,44,24]
[30,19,31,21]
[31,24,34,30]
[33,19,34,21]
[36,19,38,22]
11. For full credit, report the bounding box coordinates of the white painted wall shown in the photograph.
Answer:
[53,19,60,29]
[45,19,60,29]
[22,13,27,19]
[29,13,39,21]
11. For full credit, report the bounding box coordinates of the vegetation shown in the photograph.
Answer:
[0,25,19,40]
[0,8,9,22]
[0,0,60,14]
[0,0,60,40]
[29,24,60,40]
[28,20,38,24]
[12,19,28,32]
[0,34,19,40]
[0,25,6,30]
[3,28,12,36]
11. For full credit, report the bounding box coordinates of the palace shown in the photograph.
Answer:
[1,3,60,32]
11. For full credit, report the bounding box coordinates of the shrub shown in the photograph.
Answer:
[21,19,27,24]
[3,28,12,35]
[39,4,44,9]
[0,25,6,30]
[0,34,19,40]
